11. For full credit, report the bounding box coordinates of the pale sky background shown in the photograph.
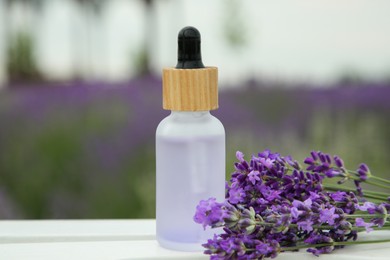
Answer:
[1,0,390,87]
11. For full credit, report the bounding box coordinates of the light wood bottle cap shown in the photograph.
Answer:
[162,67,218,111]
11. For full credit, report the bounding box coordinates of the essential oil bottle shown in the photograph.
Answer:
[156,26,225,251]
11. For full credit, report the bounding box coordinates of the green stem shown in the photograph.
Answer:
[371,175,390,186]
[364,179,390,190]
[346,214,387,218]
[254,221,390,231]
[282,238,390,251]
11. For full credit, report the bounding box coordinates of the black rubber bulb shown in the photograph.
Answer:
[176,26,205,69]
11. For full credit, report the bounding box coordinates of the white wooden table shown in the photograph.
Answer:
[0,219,389,259]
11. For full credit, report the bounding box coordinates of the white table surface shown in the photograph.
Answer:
[0,219,389,259]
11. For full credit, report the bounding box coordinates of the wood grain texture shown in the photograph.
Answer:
[162,67,218,111]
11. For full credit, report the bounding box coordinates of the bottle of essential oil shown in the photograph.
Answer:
[156,26,225,251]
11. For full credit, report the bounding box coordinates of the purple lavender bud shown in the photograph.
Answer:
[334,156,344,168]
[311,151,319,161]
[234,162,246,172]
[313,162,330,173]
[357,163,371,181]
[241,160,250,170]
[359,163,369,172]
[325,169,341,178]
[319,152,327,163]
[236,151,245,162]
[304,157,316,165]
[325,154,332,164]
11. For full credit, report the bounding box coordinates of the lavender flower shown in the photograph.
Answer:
[195,149,389,259]
[194,198,224,229]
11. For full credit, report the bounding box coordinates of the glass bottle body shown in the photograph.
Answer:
[156,111,225,251]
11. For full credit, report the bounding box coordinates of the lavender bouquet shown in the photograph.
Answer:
[194,150,390,259]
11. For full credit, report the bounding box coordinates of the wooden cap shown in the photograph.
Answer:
[162,67,218,111]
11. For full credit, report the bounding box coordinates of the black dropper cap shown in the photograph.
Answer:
[176,26,205,69]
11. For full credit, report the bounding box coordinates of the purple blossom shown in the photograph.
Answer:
[356,202,377,212]
[293,198,312,209]
[194,198,224,229]
[309,191,321,200]
[319,207,339,225]
[228,187,246,204]
[248,170,261,185]
[259,185,282,201]
[355,218,374,233]
[297,219,314,232]
[330,191,347,202]
[290,207,300,219]
[259,157,274,169]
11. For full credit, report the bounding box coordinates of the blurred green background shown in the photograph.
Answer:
[0,0,389,219]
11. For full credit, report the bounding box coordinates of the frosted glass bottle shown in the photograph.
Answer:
[156,111,225,251]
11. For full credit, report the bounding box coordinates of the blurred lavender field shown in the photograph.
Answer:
[0,77,389,219]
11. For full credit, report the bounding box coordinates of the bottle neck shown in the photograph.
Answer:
[170,111,211,120]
